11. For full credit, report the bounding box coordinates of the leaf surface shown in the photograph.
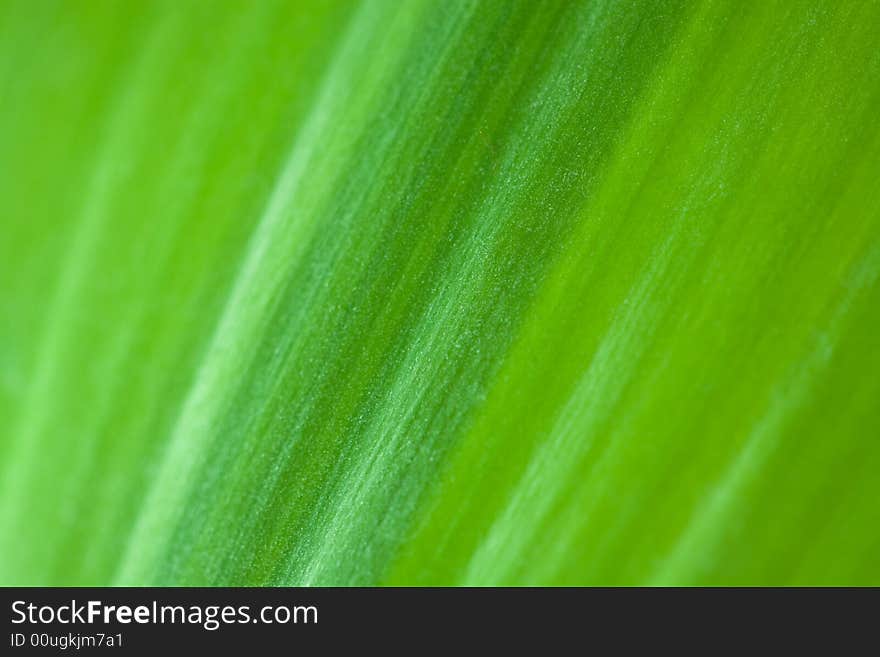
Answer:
[1,0,879,585]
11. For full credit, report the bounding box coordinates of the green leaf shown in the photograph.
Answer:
[1,0,879,586]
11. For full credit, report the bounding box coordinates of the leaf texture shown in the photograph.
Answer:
[1,0,879,585]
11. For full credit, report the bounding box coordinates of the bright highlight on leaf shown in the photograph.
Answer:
[1,0,878,586]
